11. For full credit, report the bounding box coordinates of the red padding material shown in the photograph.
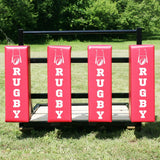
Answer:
[88,45,112,122]
[48,46,72,122]
[5,46,31,122]
[129,45,155,122]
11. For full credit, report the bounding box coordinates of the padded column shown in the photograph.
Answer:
[5,46,31,122]
[129,45,155,122]
[48,46,72,122]
[88,45,112,122]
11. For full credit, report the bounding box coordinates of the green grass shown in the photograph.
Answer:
[0,39,160,53]
[1,40,160,160]
[27,39,160,51]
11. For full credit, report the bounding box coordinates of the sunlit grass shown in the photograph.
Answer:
[1,39,160,53]
[1,41,160,159]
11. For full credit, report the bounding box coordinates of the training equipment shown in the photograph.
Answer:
[129,45,155,122]
[48,46,72,122]
[88,45,112,122]
[5,46,31,122]
[4,28,155,131]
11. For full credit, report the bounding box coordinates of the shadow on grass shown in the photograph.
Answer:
[135,121,160,139]
[51,125,126,139]
[18,121,160,140]
[18,123,129,140]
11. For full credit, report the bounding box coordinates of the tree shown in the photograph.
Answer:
[118,0,160,33]
[59,0,91,30]
[60,0,119,30]
[32,0,62,30]
[85,0,119,30]
[0,0,37,42]
[0,0,160,42]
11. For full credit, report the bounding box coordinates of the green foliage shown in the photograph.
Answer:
[59,0,91,30]
[59,0,118,30]
[32,0,62,30]
[85,0,118,30]
[0,0,160,42]
[119,0,160,33]
[0,0,37,42]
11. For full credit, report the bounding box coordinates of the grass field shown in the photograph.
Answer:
[1,40,160,160]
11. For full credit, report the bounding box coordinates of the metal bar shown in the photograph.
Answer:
[19,121,139,131]
[72,93,88,98]
[31,93,47,99]
[30,58,47,63]
[71,58,88,63]
[135,122,142,131]
[31,93,129,99]
[136,28,142,45]
[112,57,129,63]
[112,93,129,98]
[30,57,129,63]
[23,30,137,35]
[18,29,24,45]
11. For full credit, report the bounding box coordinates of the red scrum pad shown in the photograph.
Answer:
[129,45,155,122]
[5,46,31,122]
[88,45,112,122]
[48,46,72,122]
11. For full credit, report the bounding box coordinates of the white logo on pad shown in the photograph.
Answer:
[11,49,22,65]
[138,48,148,65]
[54,49,64,65]
[95,49,105,66]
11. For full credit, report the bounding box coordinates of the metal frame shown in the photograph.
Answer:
[18,28,142,131]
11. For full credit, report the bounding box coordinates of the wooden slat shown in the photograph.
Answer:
[30,105,130,122]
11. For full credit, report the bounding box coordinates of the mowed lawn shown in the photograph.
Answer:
[0,40,160,160]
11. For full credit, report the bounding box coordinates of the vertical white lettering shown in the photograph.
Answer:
[55,68,63,76]
[13,89,20,97]
[139,89,146,97]
[13,68,21,76]
[139,78,147,86]
[13,78,21,86]
[56,100,63,108]
[96,69,104,77]
[97,101,104,108]
[97,111,104,119]
[56,89,63,97]
[97,90,104,98]
[96,79,104,87]
[13,110,21,118]
[55,79,63,87]
[13,100,21,108]
[139,110,147,118]
[139,68,147,76]
[139,100,147,108]
[56,111,63,119]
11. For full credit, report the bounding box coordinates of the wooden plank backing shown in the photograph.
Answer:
[30,105,130,122]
